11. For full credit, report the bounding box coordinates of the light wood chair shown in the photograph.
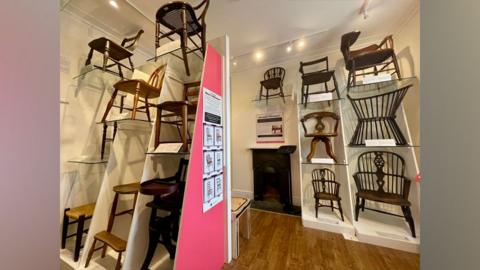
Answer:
[61,203,96,262]
[231,197,251,259]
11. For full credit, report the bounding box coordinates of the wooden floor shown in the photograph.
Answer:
[223,210,419,270]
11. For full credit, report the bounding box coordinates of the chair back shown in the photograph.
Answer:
[299,56,329,75]
[312,168,338,195]
[300,111,339,136]
[340,31,361,61]
[121,29,144,51]
[156,0,209,31]
[147,65,167,89]
[355,151,408,195]
[264,67,285,81]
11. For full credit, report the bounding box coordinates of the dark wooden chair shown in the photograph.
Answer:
[353,151,415,238]
[299,57,339,107]
[155,0,210,76]
[154,81,201,152]
[300,112,340,162]
[101,95,126,160]
[85,182,140,270]
[341,31,402,88]
[140,158,189,268]
[61,203,96,262]
[259,67,286,104]
[311,168,344,221]
[85,29,144,78]
[101,65,167,123]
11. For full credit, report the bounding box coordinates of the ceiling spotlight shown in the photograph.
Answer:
[286,44,292,53]
[297,39,305,49]
[109,0,119,9]
[233,61,237,66]
[254,51,263,61]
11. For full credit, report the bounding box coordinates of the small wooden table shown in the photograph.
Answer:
[231,197,251,259]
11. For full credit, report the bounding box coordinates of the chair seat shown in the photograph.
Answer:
[113,182,140,194]
[140,180,178,196]
[357,190,411,206]
[305,132,337,138]
[88,37,133,61]
[314,192,340,201]
[260,78,282,89]
[158,101,197,115]
[66,203,95,220]
[346,49,394,70]
[114,80,161,99]
[156,2,203,36]
[301,70,335,85]
[231,197,250,217]
[94,231,127,252]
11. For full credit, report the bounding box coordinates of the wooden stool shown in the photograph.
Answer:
[61,203,96,262]
[85,182,140,270]
[231,197,251,259]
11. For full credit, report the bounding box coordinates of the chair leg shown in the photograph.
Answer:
[201,30,207,57]
[85,239,97,267]
[101,243,108,258]
[117,64,124,79]
[315,199,319,218]
[101,89,119,122]
[338,200,345,222]
[85,48,94,66]
[181,9,190,76]
[154,107,163,149]
[258,85,263,101]
[103,40,110,71]
[181,103,188,152]
[265,89,269,105]
[354,196,360,221]
[145,98,151,122]
[107,193,119,232]
[332,74,340,100]
[74,215,85,262]
[330,200,334,212]
[128,57,134,71]
[101,123,108,160]
[61,209,70,249]
[403,206,416,238]
[391,54,402,79]
[141,209,160,270]
[321,137,337,163]
[131,85,140,120]
[306,137,320,162]
[300,84,304,105]
[280,85,286,103]
[304,85,309,108]
[115,251,123,270]
[361,198,366,212]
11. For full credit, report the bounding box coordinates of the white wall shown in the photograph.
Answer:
[230,8,420,208]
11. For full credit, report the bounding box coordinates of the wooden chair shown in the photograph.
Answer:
[300,112,340,162]
[101,95,125,160]
[61,203,96,262]
[311,168,344,221]
[231,197,251,259]
[85,182,140,270]
[140,159,189,268]
[155,0,210,76]
[85,29,144,78]
[341,31,402,88]
[101,65,167,123]
[154,81,201,152]
[299,56,339,107]
[259,67,286,103]
[353,151,415,237]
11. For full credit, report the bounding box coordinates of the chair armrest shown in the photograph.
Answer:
[121,29,144,50]
[378,35,394,50]
[194,0,210,21]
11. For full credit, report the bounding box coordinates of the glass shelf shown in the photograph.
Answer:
[146,152,190,156]
[346,76,418,97]
[298,97,344,106]
[97,119,153,126]
[72,65,129,81]
[252,94,293,102]
[68,158,108,164]
[146,46,203,63]
[348,144,420,148]
[301,161,348,166]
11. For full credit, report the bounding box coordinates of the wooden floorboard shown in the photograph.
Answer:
[223,209,419,270]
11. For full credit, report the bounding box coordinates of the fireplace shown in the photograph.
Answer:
[251,146,298,214]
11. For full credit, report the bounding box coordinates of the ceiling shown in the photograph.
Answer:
[63,0,418,70]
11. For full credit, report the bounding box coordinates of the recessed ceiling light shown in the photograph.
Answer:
[254,51,263,61]
[286,44,292,53]
[109,0,119,9]
[233,61,237,66]
[297,39,305,49]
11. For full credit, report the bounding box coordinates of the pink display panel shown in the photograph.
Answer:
[175,44,225,270]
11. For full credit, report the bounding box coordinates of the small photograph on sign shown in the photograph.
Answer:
[204,125,214,146]
[214,126,223,146]
[203,151,215,173]
[203,177,215,202]
[256,113,285,143]
[214,151,223,171]
[214,174,223,197]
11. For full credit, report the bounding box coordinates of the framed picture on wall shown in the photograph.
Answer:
[204,125,214,146]
[256,112,285,143]
[214,174,223,197]
[203,151,215,173]
[203,177,215,202]
[214,151,223,171]
[214,126,223,146]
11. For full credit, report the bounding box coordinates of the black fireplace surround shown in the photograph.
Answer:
[251,146,296,211]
